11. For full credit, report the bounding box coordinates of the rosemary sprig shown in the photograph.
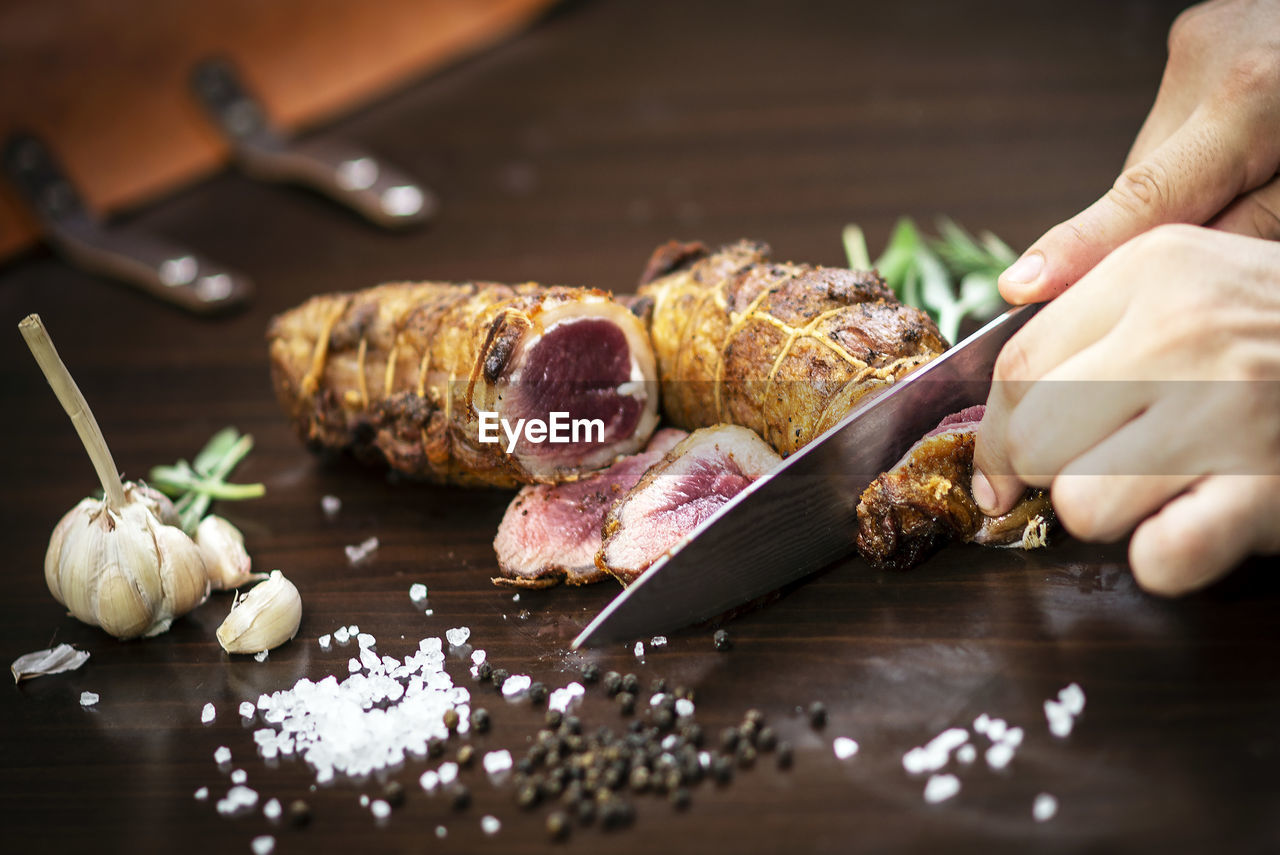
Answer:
[149,427,265,535]
[844,217,1014,344]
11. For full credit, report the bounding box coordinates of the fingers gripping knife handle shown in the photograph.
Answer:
[1,132,253,314]
[191,58,436,228]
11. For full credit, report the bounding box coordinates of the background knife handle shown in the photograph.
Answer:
[2,132,253,315]
[191,58,437,229]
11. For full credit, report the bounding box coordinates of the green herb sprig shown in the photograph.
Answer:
[843,217,1016,344]
[149,427,265,535]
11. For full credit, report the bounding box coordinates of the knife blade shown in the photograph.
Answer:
[572,302,1042,648]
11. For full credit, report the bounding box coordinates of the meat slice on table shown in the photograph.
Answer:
[493,428,688,588]
[638,240,948,457]
[598,425,782,585]
[268,281,659,487]
[855,405,1053,572]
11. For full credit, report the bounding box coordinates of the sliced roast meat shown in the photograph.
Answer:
[855,405,1053,572]
[598,425,782,585]
[492,428,687,588]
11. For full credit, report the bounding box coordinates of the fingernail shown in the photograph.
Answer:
[972,469,997,515]
[1001,251,1044,286]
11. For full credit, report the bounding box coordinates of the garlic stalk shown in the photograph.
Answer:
[216,570,302,654]
[21,314,210,639]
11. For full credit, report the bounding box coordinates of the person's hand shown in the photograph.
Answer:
[997,0,1280,305]
[973,225,1280,595]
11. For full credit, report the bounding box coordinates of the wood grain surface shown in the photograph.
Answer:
[5,1,1278,853]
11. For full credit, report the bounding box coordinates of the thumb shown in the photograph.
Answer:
[999,116,1250,304]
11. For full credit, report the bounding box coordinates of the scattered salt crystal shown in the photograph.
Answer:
[1045,699,1074,737]
[201,703,216,724]
[986,718,1007,741]
[662,734,679,750]
[435,826,447,838]
[345,536,379,564]
[253,651,268,663]
[321,495,341,518]
[634,641,644,658]
[973,713,991,735]
[420,770,440,792]
[239,701,256,719]
[502,675,532,698]
[437,762,458,785]
[231,769,247,784]
[1033,792,1058,822]
[650,693,666,707]
[924,774,961,804]
[348,658,361,674]
[419,636,443,654]
[903,727,968,774]
[424,609,434,616]
[250,835,274,855]
[548,682,585,713]
[257,694,271,710]
[675,698,695,718]
[79,691,99,706]
[651,635,668,647]
[333,627,350,645]
[833,737,859,760]
[481,815,501,836]
[484,749,513,776]
[316,768,334,785]
[1059,683,1086,716]
[409,583,428,602]
[194,787,209,800]
[214,746,232,764]
[359,794,370,807]
[699,751,712,769]
[511,593,520,602]
[347,624,359,635]
[318,634,331,649]
[926,727,969,755]
[357,633,376,649]
[955,744,977,764]
[370,799,391,819]
[445,627,471,647]
[985,742,1015,770]
[1002,727,1024,748]
[263,798,281,820]
[471,649,486,666]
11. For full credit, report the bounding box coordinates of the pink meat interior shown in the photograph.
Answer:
[627,458,753,560]
[512,319,643,460]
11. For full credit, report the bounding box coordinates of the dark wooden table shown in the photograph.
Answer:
[5,1,1278,853]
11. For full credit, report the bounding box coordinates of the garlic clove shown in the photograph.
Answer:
[216,570,302,654]
[150,511,211,635]
[132,483,180,528]
[195,515,262,590]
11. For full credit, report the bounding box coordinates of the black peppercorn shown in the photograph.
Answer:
[777,741,794,769]
[457,744,475,767]
[516,783,541,809]
[581,663,601,683]
[654,707,675,731]
[477,660,493,681]
[650,677,667,694]
[744,708,765,727]
[713,629,732,651]
[621,673,639,694]
[428,737,445,758]
[808,701,827,728]
[543,707,563,728]
[490,668,510,688]
[576,799,596,825]
[628,766,650,792]
[442,708,460,733]
[719,727,740,752]
[757,726,777,751]
[617,691,636,715]
[288,799,311,827]
[603,671,622,695]
[681,723,704,746]
[670,787,691,810]
[470,708,491,733]
[562,715,582,735]
[449,784,471,810]
[547,810,571,841]
[712,755,733,784]
[737,743,757,768]
[528,682,548,705]
[382,780,405,807]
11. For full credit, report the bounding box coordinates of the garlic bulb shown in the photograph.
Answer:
[22,314,210,640]
[216,571,302,654]
[195,515,263,590]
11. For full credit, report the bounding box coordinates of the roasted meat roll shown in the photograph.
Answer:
[638,240,948,456]
[268,282,660,487]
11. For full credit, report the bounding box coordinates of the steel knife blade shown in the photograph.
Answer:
[572,302,1042,649]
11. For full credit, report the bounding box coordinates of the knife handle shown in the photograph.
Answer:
[2,132,253,315]
[191,58,437,229]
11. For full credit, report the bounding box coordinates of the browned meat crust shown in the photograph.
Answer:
[855,409,1053,571]
[268,281,658,487]
[639,240,948,456]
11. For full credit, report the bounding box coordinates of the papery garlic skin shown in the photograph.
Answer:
[44,486,210,640]
[196,515,262,590]
[216,570,302,654]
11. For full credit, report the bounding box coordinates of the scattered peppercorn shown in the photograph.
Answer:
[681,723,704,746]
[562,715,582,735]
[576,799,596,825]
[777,741,794,769]
[471,708,491,733]
[617,691,636,715]
[650,677,667,694]
[720,727,740,752]
[442,708,460,732]
[713,629,732,651]
[581,663,601,683]
[529,682,548,705]
[744,709,765,727]
[288,799,311,828]
[382,780,405,807]
[712,755,734,784]
[457,744,475,767]
[737,743,757,768]
[603,671,622,695]
[517,783,541,809]
[547,810,571,841]
[629,766,650,792]
[808,701,827,728]
[477,660,493,681]
[428,737,445,758]
[757,726,777,752]
[545,708,563,729]
[670,787,691,810]
[490,668,510,688]
[621,673,639,694]
[449,784,471,810]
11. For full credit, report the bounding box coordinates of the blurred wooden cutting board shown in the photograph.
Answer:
[0,0,556,262]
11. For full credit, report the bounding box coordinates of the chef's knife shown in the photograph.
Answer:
[572,302,1042,648]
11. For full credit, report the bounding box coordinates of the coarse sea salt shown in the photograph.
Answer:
[217,785,259,816]
[435,826,447,838]
[214,746,232,765]
[357,633,376,649]
[675,698,695,718]
[194,787,209,801]
[955,744,976,764]
[321,495,341,518]
[410,583,428,603]
[419,770,440,793]
[634,641,644,658]
[502,675,532,698]
[833,737,859,760]
[484,749,513,776]
[650,635,668,647]
[370,799,391,819]
[923,773,961,804]
[202,703,216,724]
[985,742,1015,770]
[253,651,268,663]
[319,634,331,649]
[445,627,471,647]
[345,537,379,565]
[438,762,459,785]
[986,718,1007,741]
[250,834,274,855]
[80,691,99,706]
[1059,683,1086,716]
[1045,699,1074,738]
[1033,793,1058,822]
[481,815,501,835]
[548,682,585,713]
[239,701,256,719]
[263,798,281,820]
[231,769,247,784]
